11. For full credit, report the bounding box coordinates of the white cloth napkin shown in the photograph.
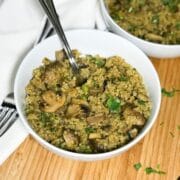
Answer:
[0,0,106,165]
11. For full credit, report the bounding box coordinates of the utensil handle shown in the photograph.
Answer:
[39,0,79,73]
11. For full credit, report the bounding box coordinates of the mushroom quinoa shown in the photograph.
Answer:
[106,0,180,44]
[25,50,152,153]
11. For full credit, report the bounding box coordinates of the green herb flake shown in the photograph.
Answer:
[161,88,180,97]
[138,100,146,105]
[81,94,88,100]
[119,75,129,81]
[161,0,178,12]
[162,0,170,5]
[95,58,105,67]
[128,24,136,32]
[79,144,92,153]
[151,15,159,24]
[134,162,142,171]
[106,96,121,112]
[169,131,174,138]
[111,12,124,21]
[161,88,174,97]
[85,127,95,134]
[176,22,180,30]
[82,84,89,95]
[40,112,49,123]
[128,7,133,13]
[145,167,166,175]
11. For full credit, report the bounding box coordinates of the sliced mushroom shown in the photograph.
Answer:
[71,98,88,106]
[55,50,66,61]
[89,133,101,139]
[128,128,138,139]
[145,33,163,42]
[42,57,51,65]
[86,113,105,124]
[79,63,89,68]
[102,80,108,92]
[89,88,102,95]
[63,131,78,148]
[69,88,78,98]
[66,98,90,118]
[66,104,82,118]
[80,104,90,116]
[123,107,145,127]
[66,104,90,118]
[75,76,87,86]
[89,140,105,152]
[42,90,66,112]
[135,113,145,126]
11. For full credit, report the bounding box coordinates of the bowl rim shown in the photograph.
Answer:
[100,0,180,48]
[14,29,161,161]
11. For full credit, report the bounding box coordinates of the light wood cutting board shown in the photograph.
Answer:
[0,57,180,180]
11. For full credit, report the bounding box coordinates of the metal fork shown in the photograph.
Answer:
[0,17,54,137]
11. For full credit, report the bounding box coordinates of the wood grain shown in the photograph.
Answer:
[0,57,180,180]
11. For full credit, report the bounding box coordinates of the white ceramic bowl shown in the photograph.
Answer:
[14,29,161,161]
[100,0,180,58]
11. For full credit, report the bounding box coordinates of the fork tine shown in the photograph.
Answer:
[0,108,15,127]
[0,110,18,137]
[0,107,9,122]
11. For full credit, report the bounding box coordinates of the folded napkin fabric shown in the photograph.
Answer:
[0,0,106,165]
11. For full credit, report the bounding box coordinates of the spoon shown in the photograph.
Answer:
[39,0,80,74]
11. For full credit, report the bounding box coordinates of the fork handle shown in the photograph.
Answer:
[39,0,79,74]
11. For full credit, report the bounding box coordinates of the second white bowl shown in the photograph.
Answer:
[100,0,180,58]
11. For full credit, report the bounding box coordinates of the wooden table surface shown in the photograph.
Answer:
[0,57,180,180]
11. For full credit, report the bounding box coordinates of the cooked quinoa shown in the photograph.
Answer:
[106,0,180,44]
[25,50,152,153]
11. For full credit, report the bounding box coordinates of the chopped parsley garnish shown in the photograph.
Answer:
[106,96,121,113]
[138,100,146,105]
[40,112,50,123]
[85,127,95,134]
[128,7,133,13]
[119,75,129,81]
[89,56,105,67]
[134,163,166,175]
[134,163,142,171]
[145,167,166,175]
[161,88,180,97]
[79,144,92,153]
[161,0,178,12]
[176,22,180,30]
[95,58,105,67]
[82,84,89,95]
[151,15,159,24]
[111,12,124,21]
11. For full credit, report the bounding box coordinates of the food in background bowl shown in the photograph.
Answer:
[25,50,152,153]
[100,0,180,58]
[106,0,180,44]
